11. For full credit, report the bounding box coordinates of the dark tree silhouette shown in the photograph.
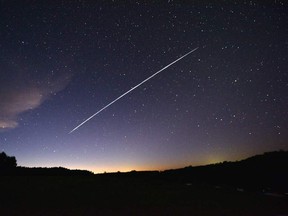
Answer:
[0,152,17,169]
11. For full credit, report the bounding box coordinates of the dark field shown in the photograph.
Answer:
[0,174,287,216]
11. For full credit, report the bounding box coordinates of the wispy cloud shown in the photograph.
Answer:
[0,72,71,131]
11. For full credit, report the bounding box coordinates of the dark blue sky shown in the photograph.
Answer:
[1,1,287,173]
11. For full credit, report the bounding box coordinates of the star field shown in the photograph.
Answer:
[0,1,287,173]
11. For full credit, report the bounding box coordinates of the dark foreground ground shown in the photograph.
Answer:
[0,174,287,216]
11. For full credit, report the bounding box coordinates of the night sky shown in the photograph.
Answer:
[1,1,287,173]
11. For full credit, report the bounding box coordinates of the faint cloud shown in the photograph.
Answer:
[0,73,71,131]
[0,119,18,129]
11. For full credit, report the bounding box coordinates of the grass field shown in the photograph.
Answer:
[0,175,287,216]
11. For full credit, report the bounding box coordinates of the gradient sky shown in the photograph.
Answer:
[1,1,287,173]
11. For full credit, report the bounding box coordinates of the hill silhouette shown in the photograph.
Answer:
[1,150,287,192]
[161,150,288,193]
[0,150,287,215]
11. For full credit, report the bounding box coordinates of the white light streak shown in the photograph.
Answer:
[69,47,198,134]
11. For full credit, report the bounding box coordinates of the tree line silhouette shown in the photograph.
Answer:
[0,152,93,176]
[1,150,287,193]
[0,152,17,172]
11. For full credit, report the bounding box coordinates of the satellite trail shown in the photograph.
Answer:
[69,47,198,134]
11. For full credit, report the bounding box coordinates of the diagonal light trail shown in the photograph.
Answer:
[69,47,198,134]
